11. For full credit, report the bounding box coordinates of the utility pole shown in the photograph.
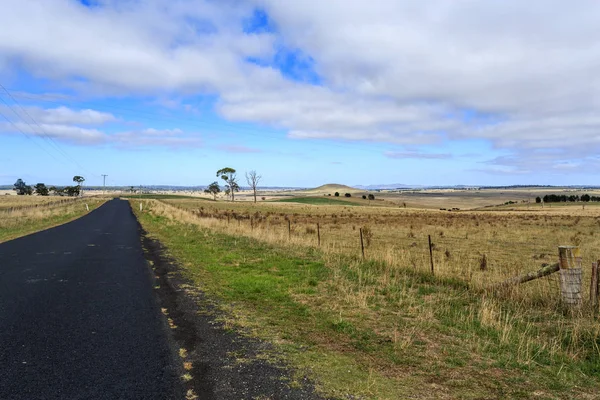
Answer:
[101,174,108,194]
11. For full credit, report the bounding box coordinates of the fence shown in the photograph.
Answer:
[150,199,600,313]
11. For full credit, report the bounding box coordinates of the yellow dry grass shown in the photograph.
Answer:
[152,197,600,303]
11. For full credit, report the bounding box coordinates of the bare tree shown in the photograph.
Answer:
[245,170,262,203]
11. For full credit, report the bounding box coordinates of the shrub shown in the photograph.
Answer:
[344,193,351,197]
[368,194,375,200]
[334,192,340,197]
[535,196,541,203]
[362,195,367,199]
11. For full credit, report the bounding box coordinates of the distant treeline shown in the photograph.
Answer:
[537,194,600,203]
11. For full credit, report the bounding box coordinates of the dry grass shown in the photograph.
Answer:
[155,197,600,304]
[0,198,107,242]
[135,198,600,398]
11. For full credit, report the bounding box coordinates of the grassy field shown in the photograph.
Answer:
[0,197,107,243]
[0,195,79,210]
[274,196,360,206]
[134,198,600,399]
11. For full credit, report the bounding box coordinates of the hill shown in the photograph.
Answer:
[308,183,361,193]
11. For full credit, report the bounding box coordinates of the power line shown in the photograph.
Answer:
[0,84,96,177]
[0,105,66,165]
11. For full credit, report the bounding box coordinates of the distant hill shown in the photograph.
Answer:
[309,183,361,192]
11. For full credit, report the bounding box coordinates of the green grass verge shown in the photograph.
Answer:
[273,197,360,206]
[0,200,106,243]
[134,206,600,399]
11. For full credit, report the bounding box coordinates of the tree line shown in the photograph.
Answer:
[13,176,85,197]
[536,194,600,203]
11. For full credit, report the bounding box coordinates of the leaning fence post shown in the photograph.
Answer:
[558,246,583,310]
[359,228,365,260]
[317,223,321,247]
[428,235,435,276]
[591,261,599,309]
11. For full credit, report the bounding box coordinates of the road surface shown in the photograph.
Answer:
[0,199,182,400]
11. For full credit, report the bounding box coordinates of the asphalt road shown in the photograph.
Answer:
[0,199,182,400]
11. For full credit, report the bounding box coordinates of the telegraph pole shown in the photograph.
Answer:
[101,174,108,194]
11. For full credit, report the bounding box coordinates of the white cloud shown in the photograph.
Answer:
[384,151,452,160]
[2,0,600,173]
[0,106,200,148]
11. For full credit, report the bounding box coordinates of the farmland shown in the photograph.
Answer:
[132,190,600,399]
[0,196,107,243]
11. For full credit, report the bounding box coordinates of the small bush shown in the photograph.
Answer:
[368,194,375,200]
[362,195,367,199]
[344,193,351,198]
[334,192,340,197]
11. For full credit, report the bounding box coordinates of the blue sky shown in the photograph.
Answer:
[1,1,599,187]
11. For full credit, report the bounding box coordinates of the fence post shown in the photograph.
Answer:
[250,217,254,231]
[359,228,365,260]
[591,261,599,309]
[428,235,435,275]
[288,219,291,240]
[317,223,321,247]
[86,203,89,211]
[558,246,583,311]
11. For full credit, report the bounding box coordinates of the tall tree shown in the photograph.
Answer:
[34,183,49,196]
[204,181,221,201]
[13,179,32,195]
[216,167,239,201]
[245,170,262,203]
[73,176,85,196]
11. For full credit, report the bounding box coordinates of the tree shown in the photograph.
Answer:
[245,170,262,203]
[535,196,542,203]
[13,179,32,195]
[34,183,49,196]
[362,195,367,199]
[204,181,221,201]
[216,167,239,201]
[334,192,340,197]
[581,194,591,202]
[65,186,80,197]
[73,176,85,196]
[368,194,375,201]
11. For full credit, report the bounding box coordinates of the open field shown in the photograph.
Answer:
[0,197,107,243]
[133,195,600,399]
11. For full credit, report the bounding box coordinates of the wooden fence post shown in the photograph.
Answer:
[359,228,365,260]
[591,261,599,309]
[288,219,291,240]
[428,235,435,275]
[558,246,583,310]
[317,223,321,247]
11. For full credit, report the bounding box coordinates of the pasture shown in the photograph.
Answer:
[0,196,107,243]
[133,190,600,399]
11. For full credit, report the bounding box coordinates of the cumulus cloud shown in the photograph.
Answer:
[0,106,200,148]
[0,105,117,125]
[2,0,600,173]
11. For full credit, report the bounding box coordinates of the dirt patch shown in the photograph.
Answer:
[139,228,326,400]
